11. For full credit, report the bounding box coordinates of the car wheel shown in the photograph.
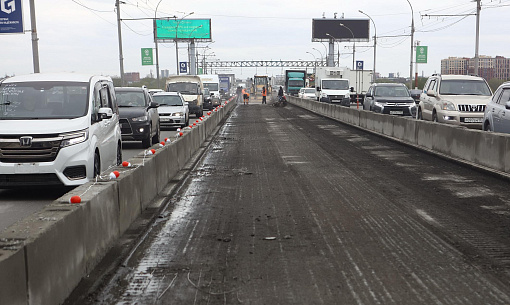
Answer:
[116,143,122,165]
[417,108,423,120]
[432,111,438,122]
[152,124,160,144]
[484,122,492,132]
[142,125,151,148]
[93,152,100,178]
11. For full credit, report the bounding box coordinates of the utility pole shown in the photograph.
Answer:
[406,0,414,89]
[474,0,481,75]
[116,0,125,86]
[29,0,40,73]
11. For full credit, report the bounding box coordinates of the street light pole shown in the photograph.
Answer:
[28,0,40,73]
[406,0,415,89]
[339,23,355,70]
[474,0,481,75]
[306,51,317,76]
[154,0,163,88]
[115,0,125,86]
[359,10,377,83]
[312,48,324,65]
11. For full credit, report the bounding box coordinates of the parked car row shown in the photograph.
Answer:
[296,73,510,135]
[0,73,190,188]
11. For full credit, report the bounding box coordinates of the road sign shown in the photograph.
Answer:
[179,62,188,73]
[141,48,153,66]
[0,0,24,34]
[356,60,364,70]
[416,46,428,64]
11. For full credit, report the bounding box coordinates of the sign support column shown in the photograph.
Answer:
[29,0,39,73]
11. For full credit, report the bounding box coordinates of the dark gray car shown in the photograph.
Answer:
[116,87,160,148]
[363,83,416,117]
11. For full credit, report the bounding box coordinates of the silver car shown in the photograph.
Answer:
[483,81,510,133]
[152,92,189,128]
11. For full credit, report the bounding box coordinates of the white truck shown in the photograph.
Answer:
[166,75,204,117]
[198,74,221,107]
[315,67,372,106]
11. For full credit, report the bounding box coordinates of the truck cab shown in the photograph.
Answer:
[166,75,204,117]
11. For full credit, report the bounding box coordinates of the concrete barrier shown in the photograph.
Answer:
[0,99,236,305]
[288,96,510,177]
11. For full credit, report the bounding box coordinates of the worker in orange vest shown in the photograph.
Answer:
[242,88,249,105]
[262,86,267,104]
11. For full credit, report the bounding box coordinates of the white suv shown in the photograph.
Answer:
[417,74,492,128]
[0,73,122,187]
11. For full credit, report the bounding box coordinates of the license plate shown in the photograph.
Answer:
[15,163,39,174]
[390,111,403,115]
[160,118,170,122]
[464,117,483,123]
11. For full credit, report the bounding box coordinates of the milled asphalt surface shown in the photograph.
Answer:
[72,99,510,304]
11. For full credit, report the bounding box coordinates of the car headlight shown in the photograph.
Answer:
[60,129,89,148]
[440,101,456,111]
[374,101,386,107]
[171,112,184,117]
[131,115,148,122]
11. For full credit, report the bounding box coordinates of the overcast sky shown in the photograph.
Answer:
[2,0,510,81]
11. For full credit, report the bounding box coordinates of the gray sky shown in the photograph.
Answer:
[2,0,510,81]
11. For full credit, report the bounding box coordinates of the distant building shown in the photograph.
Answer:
[441,56,510,80]
[124,72,140,84]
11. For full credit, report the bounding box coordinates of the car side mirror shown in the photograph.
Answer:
[149,102,159,108]
[184,102,189,106]
[350,87,355,92]
[427,89,437,97]
[316,87,321,91]
[366,92,372,98]
[98,107,113,120]
[506,102,510,110]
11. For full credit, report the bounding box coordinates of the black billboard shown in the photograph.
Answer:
[312,19,370,42]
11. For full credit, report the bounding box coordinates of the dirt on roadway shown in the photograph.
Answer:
[74,101,510,304]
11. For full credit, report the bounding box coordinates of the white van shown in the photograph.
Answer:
[0,73,122,187]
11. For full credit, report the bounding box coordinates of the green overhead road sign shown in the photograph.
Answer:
[416,46,428,64]
[141,48,153,66]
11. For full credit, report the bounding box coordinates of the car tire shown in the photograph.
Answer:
[116,143,122,165]
[432,111,438,122]
[93,152,100,178]
[152,124,160,144]
[417,108,423,120]
[142,125,151,148]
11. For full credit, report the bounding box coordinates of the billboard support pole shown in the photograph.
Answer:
[29,0,40,73]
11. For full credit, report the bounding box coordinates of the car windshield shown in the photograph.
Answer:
[116,91,146,107]
[167,82,199,94]
[152,95,183,106]
[304,88,315,94]
[322,80,349,90]
[439,80,492,96]
[0,81,89,120]
[203,83,219,91]
[374,86,410,97]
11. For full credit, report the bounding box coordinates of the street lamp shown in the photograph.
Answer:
[312,48,324,65]
[359,10,377,83]
[306,51,317,73]
[406,0,415,88]
[339,23,355,70]
[175,12,194,75]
